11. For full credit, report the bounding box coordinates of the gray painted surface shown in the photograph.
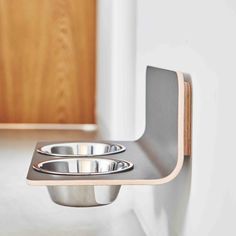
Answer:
[27,67,180,184]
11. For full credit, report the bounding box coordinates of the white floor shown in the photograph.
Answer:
[0,130,146,236]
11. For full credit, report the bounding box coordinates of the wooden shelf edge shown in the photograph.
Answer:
[184,80,192,157]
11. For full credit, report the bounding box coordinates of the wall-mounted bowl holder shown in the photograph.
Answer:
[27,66,192,207]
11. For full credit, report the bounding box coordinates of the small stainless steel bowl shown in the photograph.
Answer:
[37,142,125,157]
[33,158,133,207]
[33,157,133,176]
[47,185,121,207]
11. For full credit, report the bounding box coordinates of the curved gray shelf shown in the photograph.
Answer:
[27,66,191,186]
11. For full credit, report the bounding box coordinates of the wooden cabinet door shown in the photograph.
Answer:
[0,0,96,123]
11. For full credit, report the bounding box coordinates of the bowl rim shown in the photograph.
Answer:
[36,142,126,157]
[32,157,134,176]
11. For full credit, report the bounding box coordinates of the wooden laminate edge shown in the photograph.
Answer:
[184,80,192,156]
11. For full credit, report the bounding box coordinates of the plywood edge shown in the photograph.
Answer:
[184,79,192,157]
[26,178,184,186]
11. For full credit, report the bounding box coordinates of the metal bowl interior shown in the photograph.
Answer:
[33,157,133,176]
[37,142,126,157]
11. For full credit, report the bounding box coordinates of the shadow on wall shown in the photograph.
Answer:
[133,158,192,236]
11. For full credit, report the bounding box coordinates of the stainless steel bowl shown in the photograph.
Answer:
[33,158,133,207]
[47,185,121,207]
[37,142,126,157]
[33,157,133,176]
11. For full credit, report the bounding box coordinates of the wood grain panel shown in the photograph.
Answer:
[0,0,96,123]
[184,80,192,156]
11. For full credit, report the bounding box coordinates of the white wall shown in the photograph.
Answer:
[97,0,236,235]
[133,0,236,235]
[96,0,137,140]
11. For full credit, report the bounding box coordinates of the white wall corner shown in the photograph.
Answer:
[96,0,137,141]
